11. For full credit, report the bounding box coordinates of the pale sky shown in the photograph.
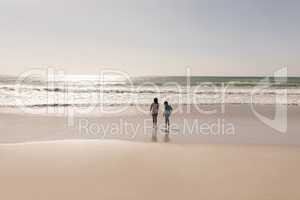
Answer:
[0,0,299,76]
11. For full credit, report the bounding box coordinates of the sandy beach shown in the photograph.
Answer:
[1,140,300,200]
[0,104,300,199]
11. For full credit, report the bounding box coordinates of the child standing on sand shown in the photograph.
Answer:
[150,98,159,127]
[163,101,173,132]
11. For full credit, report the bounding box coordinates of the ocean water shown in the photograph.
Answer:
[0,75,300,108]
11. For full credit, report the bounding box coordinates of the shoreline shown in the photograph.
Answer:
[1,139,300,149]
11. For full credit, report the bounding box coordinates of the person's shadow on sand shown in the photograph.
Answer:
[164,133,170,143]
[151,128,171,143]
[151,127,158,142]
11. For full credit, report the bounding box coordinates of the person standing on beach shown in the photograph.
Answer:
[150,98,159,127]
[163,101,173,133]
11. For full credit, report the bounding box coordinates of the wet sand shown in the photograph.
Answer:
[0,104,299,144]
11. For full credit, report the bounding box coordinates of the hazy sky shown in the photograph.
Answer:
[0,0,299,76]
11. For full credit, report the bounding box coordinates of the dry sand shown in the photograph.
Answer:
[1,140,300,200]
